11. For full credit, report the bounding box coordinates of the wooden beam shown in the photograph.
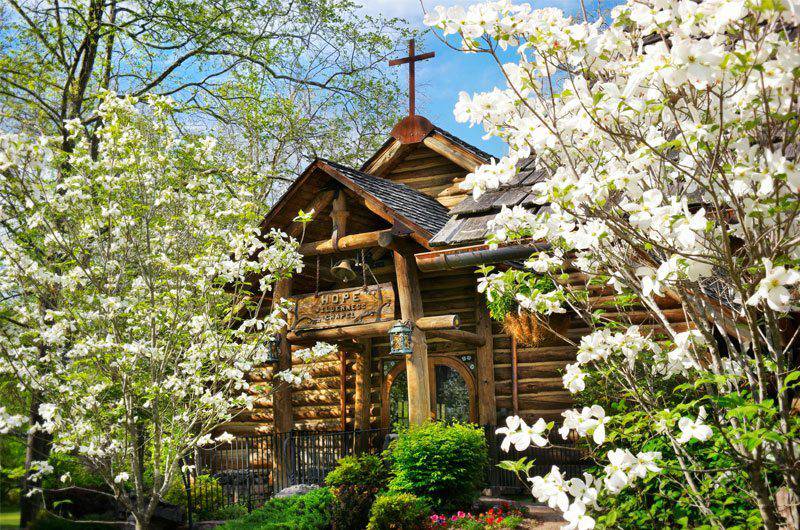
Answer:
[298,229,395,256]
[423,134,483,172]
[354,339,371,433]
[362,139,416,177]
[272,278,294,433]
[286,315,461,343]
[285,190,336,238]
[339,350,347,431]
[475,297,497,425]
[427,329,484,346]
[394,250,431,425]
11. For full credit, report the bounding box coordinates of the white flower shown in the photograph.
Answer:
[677,406,714,443]
[529,466,570,512]
[114,472,130,484]
[562,501,595,530]
[0,407,24,434]
[215,432,235,444]
[629,451,662,479]
[603,449,636,494]
[563,364,586,394]
[496,415,522,452]
[746,259,800,312]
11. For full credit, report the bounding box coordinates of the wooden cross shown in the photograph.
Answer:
[389,39,435,117]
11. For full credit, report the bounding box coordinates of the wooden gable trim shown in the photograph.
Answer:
[361,139,416,177]
[423,132,486,172]
[260,159,435,250]
[316,160,435,250]
[361,129,488,178]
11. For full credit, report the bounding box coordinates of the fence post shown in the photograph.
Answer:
[181,457,194,530]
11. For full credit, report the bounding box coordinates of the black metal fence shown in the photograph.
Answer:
[183,425,587,520]
[484,425,588,494]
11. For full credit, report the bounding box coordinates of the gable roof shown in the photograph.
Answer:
[360,119,493,177]
[260,158,450,248]
[430,157,547,247]
[318,159,450,236]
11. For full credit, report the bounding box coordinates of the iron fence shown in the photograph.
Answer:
[484,425,589,494]
[183,425,588,522]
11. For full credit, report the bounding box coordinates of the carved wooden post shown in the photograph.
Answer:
[475,297,497,425]
[354,339,372,431]
[272,278,294,433]
[393,250,431,425]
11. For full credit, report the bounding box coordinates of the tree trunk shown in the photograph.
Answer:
[19,391,53,528]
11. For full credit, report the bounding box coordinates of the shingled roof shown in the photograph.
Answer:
[318,159,450,236]
[430,157,547,247]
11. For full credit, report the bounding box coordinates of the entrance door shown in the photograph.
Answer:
[382,357,476,431]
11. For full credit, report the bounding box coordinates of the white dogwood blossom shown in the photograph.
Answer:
[0,93,324,524]
[429,0,800,525]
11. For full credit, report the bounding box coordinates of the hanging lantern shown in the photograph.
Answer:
[265,335,281,363]
[388,321,413,356]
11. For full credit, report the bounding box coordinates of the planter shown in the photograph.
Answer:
[502,311,570,347]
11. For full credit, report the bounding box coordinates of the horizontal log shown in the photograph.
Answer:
[427,329,484,346]
[416,314,460,330]
[287,314,460,342]
[298,229,395,256]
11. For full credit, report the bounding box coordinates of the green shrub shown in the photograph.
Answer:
[325,454,386,490]
[386,422,488,512]
[325,454,388,530]
[367,492,429,530]
[163,474,223,521]
[210,502,249,520]
[216,487,333,530]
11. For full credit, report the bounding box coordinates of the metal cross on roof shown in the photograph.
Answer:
[389,39,435,117]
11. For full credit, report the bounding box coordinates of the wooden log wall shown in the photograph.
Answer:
[383,145,470,209]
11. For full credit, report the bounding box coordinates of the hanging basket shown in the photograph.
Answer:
[503,311,570,347]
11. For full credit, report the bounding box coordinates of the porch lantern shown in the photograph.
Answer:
[388,321,413,356]
[265,335,281,363]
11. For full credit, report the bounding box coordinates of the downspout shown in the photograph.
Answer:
[416,243,547,272]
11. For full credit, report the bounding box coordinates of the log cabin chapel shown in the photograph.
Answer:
[225,41,690,439]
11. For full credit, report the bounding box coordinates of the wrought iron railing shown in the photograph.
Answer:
[182,425,588,524]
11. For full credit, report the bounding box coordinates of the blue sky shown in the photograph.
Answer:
[359,0,615,158]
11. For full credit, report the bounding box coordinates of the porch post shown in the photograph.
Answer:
[393,250,431,425]
[354,339,372,432]
[271,278,294,433]
[475,297,497,425]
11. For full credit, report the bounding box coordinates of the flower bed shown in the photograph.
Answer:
[429,502,526,529]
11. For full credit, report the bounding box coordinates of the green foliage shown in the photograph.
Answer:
[386,422,488,512]
[578,375,764,529]
[325,454,387,490]
[211,503,249,521]
[326,454,388,530]
[41,454,107,491]
[479,266,557,321]
[163,474,223,521]
[366,492,430,530]
[215,487,333,530]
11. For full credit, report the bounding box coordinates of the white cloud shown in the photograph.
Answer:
[358,0,473,22]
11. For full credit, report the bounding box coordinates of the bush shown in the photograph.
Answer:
[163,474,223,521]
[367,492,429,530]
[215,487,333,530]
[325,454,388,530]
[210,503,249,520]
[386,422,488,512]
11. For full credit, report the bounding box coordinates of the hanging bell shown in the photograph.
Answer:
[331,259,357,283]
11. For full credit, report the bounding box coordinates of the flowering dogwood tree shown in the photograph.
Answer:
[0,93,330,529]
[427,0,800,528]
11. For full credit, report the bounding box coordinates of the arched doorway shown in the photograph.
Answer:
[381,356,477,431]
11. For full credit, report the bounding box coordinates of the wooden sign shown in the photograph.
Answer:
[287,283,395,331]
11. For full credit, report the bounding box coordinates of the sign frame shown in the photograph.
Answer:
[286,282,395,331]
